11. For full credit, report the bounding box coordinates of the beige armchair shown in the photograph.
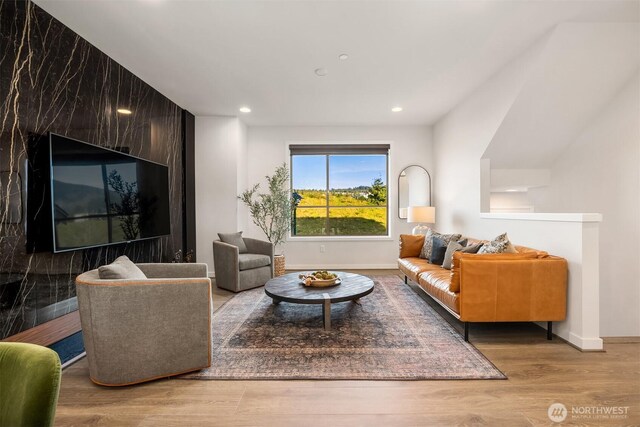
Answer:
[213,237,274,292]
[75,263,212,386]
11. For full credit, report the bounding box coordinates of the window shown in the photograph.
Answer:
[290,144,389,237]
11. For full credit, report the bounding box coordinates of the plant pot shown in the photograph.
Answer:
[274,254,286,277]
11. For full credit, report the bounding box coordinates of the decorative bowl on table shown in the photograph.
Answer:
[299,271,341,287]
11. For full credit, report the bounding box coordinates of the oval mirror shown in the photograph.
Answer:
[398,165,431,219]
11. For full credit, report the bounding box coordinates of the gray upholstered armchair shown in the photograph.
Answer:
[75,262,211,386]
[213,237,274,292]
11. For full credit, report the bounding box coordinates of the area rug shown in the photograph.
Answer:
[180,275,506,380]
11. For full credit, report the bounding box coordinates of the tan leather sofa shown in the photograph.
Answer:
[398,234,567,341]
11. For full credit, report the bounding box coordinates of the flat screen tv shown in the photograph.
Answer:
[49,133,171,252]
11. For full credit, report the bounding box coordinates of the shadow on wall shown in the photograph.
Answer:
[451,212,466,231]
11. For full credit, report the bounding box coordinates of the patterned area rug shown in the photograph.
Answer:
[180,275,505,380]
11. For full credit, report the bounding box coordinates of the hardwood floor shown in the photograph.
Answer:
[55,271,640,426]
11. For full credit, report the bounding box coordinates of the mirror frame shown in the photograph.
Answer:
[398,165,431,219]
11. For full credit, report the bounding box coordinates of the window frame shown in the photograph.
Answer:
[289,144,390,239]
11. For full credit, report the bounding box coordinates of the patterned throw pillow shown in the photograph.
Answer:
[419,229,462,260]
[478,241,507,254]
[477,232,517,254]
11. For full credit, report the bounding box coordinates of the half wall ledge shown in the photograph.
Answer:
[479,211,603,351]
[480,212,603,222]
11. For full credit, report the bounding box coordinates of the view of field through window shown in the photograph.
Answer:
[291,154,388,236]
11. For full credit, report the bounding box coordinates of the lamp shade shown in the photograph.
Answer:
[407,206,435,224]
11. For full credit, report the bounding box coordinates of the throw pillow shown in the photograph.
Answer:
[462,243,483,254]
[429,236,449,265]
[419,229,462,261]
[442,241,482,270]
[478,241,507,254]
[477,232,517,254]
[399,234,426,258]
[217,231,248,254]
[98,255,147,280]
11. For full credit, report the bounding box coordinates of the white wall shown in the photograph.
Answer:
[432,26,639,339]
[245,126,432,269]
[433,39,542,234]
[194,116,247,271]
[530,75,640,337]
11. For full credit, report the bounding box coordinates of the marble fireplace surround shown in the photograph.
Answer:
[0,1,193,339]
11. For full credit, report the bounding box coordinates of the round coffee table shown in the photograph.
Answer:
[264,271,374,331]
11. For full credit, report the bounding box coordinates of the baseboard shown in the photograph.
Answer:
[62,352,86,369]
[568,332,604,351]
[287,264,398,270]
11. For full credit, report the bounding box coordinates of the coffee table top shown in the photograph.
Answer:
[265,272,374,304]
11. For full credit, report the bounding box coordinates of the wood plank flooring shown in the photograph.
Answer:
[55,271,640,426]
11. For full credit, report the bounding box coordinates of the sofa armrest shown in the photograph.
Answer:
[136,263,208,279]
[458,255,567,322]
[212,240,239,289]
[244,238,274,257]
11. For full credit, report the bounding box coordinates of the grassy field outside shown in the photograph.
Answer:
[293,189,387,236]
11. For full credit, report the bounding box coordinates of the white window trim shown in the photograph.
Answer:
[285,140,394,241]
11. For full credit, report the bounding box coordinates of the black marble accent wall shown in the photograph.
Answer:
[0,1,186,339]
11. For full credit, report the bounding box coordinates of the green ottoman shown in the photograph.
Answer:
[0,342,62,427]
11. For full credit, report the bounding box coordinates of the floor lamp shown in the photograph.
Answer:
[407,206,435,235]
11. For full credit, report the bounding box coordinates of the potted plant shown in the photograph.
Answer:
[239,163,293,276]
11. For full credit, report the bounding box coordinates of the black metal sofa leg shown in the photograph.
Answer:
[404,275,408,284]
[464,322,469,342]
[547,321,553,340]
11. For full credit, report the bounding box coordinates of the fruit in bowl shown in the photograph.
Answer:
[299,270,339,287]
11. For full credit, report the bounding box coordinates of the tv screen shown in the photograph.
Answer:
[49,133,171,252]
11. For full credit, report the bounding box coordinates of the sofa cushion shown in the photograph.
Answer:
[218,231,248,254]
[419,229,462,260]
[514,245,549,257]
[98,255,147,280]
[238,254,271,271]
[399,234,425,258]
[418,270,460,315]
[398,257,439,282]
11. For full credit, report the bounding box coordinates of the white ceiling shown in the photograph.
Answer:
[34,0,639,126]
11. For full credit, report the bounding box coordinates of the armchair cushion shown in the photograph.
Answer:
[218,231,248,253]
[238,254,271,271]
[98,255,147,280]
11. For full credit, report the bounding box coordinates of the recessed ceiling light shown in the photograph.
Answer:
[116,108,132,115]
[505,188,519,192]
[314,68,328,77]
[338,54,349,60]
[239,107,251,113]
[391,106,403,112]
